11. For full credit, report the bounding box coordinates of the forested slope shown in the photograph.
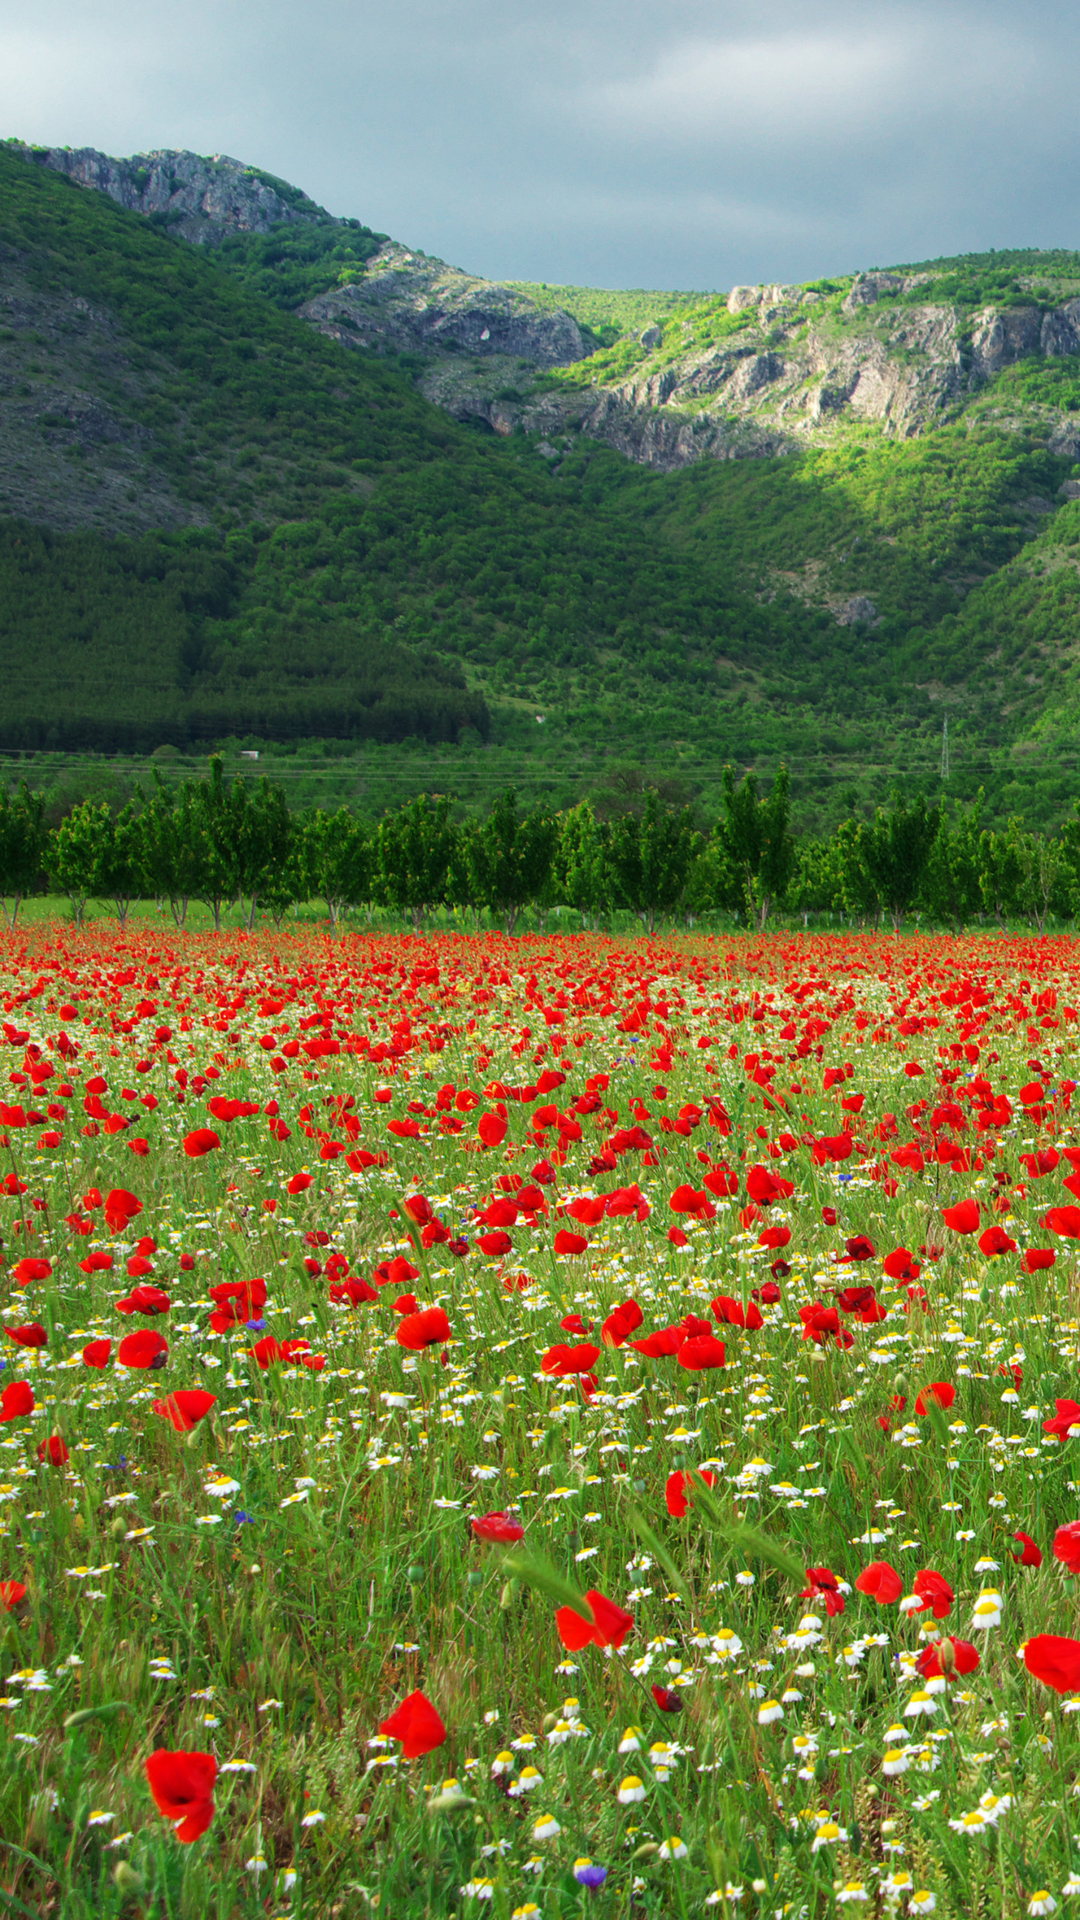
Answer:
[5,143,1080,825]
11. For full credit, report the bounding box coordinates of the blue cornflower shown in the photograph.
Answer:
[573,1861,608,1889]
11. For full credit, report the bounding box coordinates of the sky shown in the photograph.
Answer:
[2,0,1077,291]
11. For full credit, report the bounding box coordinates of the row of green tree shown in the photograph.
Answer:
[0,762,1076,934]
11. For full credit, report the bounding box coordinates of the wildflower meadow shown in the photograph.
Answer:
[4,924,1080,1919]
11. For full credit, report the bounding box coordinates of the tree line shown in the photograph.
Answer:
[0,761,1077,934]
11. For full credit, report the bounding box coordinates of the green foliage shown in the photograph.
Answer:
[859,794,941,929]
[465,789,558,934]
[0,781,46,925]
[718,766,797,929]
[211,216,388,312]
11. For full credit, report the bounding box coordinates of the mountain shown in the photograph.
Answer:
[5,140,1080,828]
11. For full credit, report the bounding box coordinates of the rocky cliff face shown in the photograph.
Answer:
[9,143,320,244]
[299,242,585,366]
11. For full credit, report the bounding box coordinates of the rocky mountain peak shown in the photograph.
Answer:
[7,143,325,244]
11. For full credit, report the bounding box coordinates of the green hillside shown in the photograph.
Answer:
[5,144,1080,828]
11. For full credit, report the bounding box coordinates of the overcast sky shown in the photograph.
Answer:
[3,0,1077,290]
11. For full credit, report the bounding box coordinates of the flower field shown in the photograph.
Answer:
[6,927,1080,1917]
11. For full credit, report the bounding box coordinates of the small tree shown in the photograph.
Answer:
[555,802,612,927]
[978,819,1026,930]
[607,790,696,934]
[142,779,203,928]
[718,765,796,930]
[0,783,46,928]
[466,788,556,934]
[97,800,147,926]
[49,801,113,925]
[922,796,984,931]
[308,809,372,933]
[375,795,456,928]
[858,792,940,933]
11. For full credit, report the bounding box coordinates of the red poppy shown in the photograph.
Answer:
[917,1637,980,1679]
[471,1511,525,1544]
[854,1561,903,1604]
[1053,1522,1080,1574]
[912,1569,953,1618]
[183,1129,220,1158]
[144,1749,217,1843]
[676,1333,726,1371]
[11,1258,52,1285]
[79,1251,114,1274]
[82,1338,112,1369]
[478,1112,508,1148]
[1024,1634,1080,1694]
[103,1187,143,1232]
[390,1293,419,1316]
[396,1308,451,1351]
[553,1229,589,1256]
[915,1382,955,1415]
[37,1434,69,1466]
[0,1381,34,1421]
[477,1231,513,1256]
[208,1278,268,1331]
[555,1588,634,1651]
[1044,1399,1080,1441]
[711,1295,764,1331]
[801,1567,845,1617]
[941,1199,980,1234]
[665,1467,717,1517]
[115,1285,171,1317]
[631,1326,687,1358]
[329,1278,378,1307]
[379,1689,447,1759]
[287,1172,313,1195]
[799,1303,853,1349]
[249,1335,298,1368]
[152,1390,217,1432]
[117,1329,168,1370]
[668,1184,716,1220]
[882,1247,922,1282]
[1012,1531,1043,1568]
[843,1235,875,1262]
[1023,1249,1056,1272]
[4,1323,46,1349]
[745,1165,794,1206]
[566,1195,606,1226]
[1044,1206,1080,1239]
[541,1342,601,1377]
[978,1224,1017,1257]
[821,1206,838,1226]
[601,1299,644,1347]
[757,1223,790,1252]
[650,1685,683,1712]
[0,1581,26,1611]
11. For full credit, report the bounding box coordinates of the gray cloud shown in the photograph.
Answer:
[2,0,1079,288]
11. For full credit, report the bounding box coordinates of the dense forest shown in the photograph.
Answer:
[4,145,1080,830]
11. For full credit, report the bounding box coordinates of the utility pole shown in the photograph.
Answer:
[940,717,950,782]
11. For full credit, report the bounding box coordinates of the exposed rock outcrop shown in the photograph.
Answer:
[1042,300,1080,357]
[11,143,320,244]
[301,245,585,366]
[969,306,1042,377]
